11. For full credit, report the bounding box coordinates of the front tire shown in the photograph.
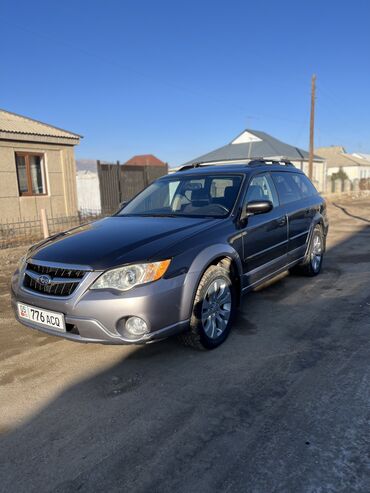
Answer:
[179,265,236,350]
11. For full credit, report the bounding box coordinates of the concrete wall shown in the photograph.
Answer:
[0,140,78,222]
[327,166,370,180]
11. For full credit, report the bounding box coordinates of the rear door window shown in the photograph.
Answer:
[271,173,302,204]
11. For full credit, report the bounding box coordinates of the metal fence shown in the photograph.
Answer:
[0,211,107,249]
[97,161,168,213]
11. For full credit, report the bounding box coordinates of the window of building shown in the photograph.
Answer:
[15,152,47,196]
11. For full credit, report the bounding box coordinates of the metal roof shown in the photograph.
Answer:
[0,109,82,140]
[124,154,166,167]
[183,129,324,166]
[352,152,370,162]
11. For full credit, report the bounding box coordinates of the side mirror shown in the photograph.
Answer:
[242,200,273,218]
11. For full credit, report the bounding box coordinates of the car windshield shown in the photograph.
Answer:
[118,174,243,218]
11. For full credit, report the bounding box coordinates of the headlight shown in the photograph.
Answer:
[90,259,171,291]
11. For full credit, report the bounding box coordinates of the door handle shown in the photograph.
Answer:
[277,216,286,226]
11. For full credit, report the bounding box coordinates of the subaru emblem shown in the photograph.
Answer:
[37,274,52,286]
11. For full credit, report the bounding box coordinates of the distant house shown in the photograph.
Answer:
[179,129,326,192]
[316,146,370,180]
[0,109,81,222]
[124,154,167,167]
[352,153,370,178]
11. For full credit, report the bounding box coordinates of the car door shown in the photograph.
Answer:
[241,172,288,286]
[271,171,313,260]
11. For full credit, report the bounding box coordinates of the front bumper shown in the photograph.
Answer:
[11,265,190,345]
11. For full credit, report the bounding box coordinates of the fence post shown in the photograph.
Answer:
[326,177,332,194]
[40,208,49,238]
[116,160,122,203]
[144,165,150,186]
[334,178,342,193]
[343,179,352,193]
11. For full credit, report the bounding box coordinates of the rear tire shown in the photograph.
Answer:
[179,265,236,350]
[292,225,324,277]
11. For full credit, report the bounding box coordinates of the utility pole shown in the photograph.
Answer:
[308,74,316,180]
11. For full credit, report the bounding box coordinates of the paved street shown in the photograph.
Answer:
[0,198,369,493]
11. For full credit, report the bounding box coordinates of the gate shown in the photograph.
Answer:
[97,161,168,213]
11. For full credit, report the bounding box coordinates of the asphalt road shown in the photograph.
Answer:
[0,198,370,493]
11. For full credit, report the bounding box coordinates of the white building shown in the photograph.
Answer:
[352,153,370,178]
[316,146,370,180]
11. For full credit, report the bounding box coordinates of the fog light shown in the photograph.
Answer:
[125,317,149,337]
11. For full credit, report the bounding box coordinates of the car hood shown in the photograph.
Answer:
[29,216,218,270]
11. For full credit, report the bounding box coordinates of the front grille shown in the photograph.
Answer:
[23,262,87,297]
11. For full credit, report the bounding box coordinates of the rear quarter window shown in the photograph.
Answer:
[291,173,318,198]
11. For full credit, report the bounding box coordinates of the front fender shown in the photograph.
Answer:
[178,243,243,321]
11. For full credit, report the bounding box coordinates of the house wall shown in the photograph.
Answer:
[0,140,78,222]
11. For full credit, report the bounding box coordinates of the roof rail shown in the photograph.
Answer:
[177,159,294,172]
[247,158,294,167]
[178,162,209,172]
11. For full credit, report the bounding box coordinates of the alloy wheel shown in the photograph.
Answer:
[201,278,232,339]
[311,233,323,272]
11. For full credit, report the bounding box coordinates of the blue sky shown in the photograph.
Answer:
[1,0,369,165]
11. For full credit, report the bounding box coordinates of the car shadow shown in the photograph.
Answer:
[1,221,370,492]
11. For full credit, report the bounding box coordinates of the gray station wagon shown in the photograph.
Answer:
[11,159,328,349]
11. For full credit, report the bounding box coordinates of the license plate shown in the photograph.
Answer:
[17,303,65,332]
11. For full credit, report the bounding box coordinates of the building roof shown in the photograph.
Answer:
[352,152,370,162]
[183,129,324,166]
[315,146,370,168]
[124,154,167,167]
[0,109,81,142]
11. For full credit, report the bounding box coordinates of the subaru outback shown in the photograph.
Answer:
[12,159,328,349]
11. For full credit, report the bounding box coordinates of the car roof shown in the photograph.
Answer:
[163,162,305,178]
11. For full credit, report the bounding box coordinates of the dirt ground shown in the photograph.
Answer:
[0,197,369,492]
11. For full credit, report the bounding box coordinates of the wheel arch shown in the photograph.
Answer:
[179,244,243,321]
